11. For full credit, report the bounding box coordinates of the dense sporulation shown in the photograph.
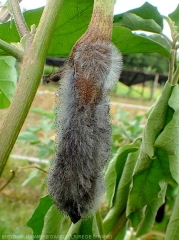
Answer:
[47,41,122,223]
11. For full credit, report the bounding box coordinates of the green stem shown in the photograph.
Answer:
[9,0,33,50]
[0,168,17,191]
[106,211,127,239]
[168,49,176,84]
[141,231,165,239]
[174,33,179,45]
[96,211,105,236]
[0,165,46,191]
[176,44,179,49]
[0,38,24,61]
[64,222,81,240]
[165,188,179,240]
[172,64,179,84]
[79,0,115,43]
[161,33,172,46]
[0,0,64,176]
[9,0,29,37]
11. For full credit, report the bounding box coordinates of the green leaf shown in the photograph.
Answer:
[40,205,63,240]
[142,81,173,158]
[155,110,179,183]
[48,0,93,57]
[114,2,163,29]
[146,34,171,52]
[22,169,40,187]
[115,224,127,240]
[133,182,167,237]
[155,148,176,185]
[65,216,100,240]
[112,26,170,58]
[64,221,81,240]
[95,211,104,236]
[127,153,162,232]
[105,142,139,208]
[17,130,40,144]
[168,84,179,111]
[27,126,42,133]
[0,0,94,57]
[31,108,55,119]
[103,150,139,234]
[39,118,54,133]
[27,195,53,240]
[0,56,17,109]
[0,1,171,58]
[0,8,43,54]
[37,142,54,159]
[165,189,179,240]
[154,85,179,183]
[127,147,175,236]
[114,13,162,33]
[169,5,179,32]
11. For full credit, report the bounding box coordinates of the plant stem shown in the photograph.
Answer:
[9,0,33,51]
[18,165,47,173]
[92,0,115,40]
[141,231,165,239]
[0,38,24,61]
[165,188,179,240]
[174,33,179,45]
[77,0,115,43]
[9,0,29,37]
[176,44,179,49]
[96,211,105,236]
[161,33,172,46]
[0,168,17,191]
[0,165,46,191]
[0,0,23,23]
[168,49,176,84]
[0,0,64,176]
[106,211,127,239]
[172,64,179,84]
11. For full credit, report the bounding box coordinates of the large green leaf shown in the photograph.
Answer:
[0,7,43,49]
[169,5,179,32]
[0,0,94,57]
[112,26,170,59]
[127,147,175,236]
[32,108,55,119]
[105,142,138,208]
[0,1,170,59]
[155,85,179,183]
[64,221,81,240]
[0,56,17,109]
[17,130,40,144]
[47,0,93,57]
[142,81,172,158]
[40,205,63,240]
[103,150,139,234]
[114,13,162,33]
[131,181,167,237]
[27,195,53,240]
[168,84,179,111]
[114,2,163,29]
[115,224,127,240]
[147,34,171,52]
[65,216,100,240]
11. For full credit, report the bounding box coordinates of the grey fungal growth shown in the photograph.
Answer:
[47,41,123,223]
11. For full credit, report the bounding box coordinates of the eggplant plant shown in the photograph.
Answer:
[1,0,179,239]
